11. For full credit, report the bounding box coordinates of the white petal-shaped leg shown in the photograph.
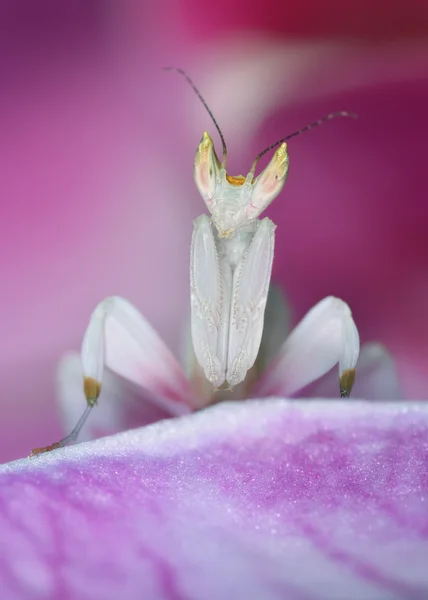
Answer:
[253,296,360,398]
[56,353,190,443]
[181,284,290,407]
[298,343,402,401]
[30,297,194,456]
[227,217,276,386]
[190,215,225,388]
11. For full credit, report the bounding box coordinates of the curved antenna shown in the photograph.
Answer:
[164,67,227,166]
[250,111,357,175]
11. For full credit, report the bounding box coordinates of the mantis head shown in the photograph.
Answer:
[164,67,354,239]
[194,132,289,238]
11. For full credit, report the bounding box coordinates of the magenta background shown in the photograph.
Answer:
[1,1,428,462]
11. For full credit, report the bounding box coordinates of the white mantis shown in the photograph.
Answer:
[30,69,360,456]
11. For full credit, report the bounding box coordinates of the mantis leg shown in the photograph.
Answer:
[30,296,194,456]
[253,296,360,398]
[297,342,401,400]
[227,218,276,387]
[191,215,276,389]
[190,214,226,388]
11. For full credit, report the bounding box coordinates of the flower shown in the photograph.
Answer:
[1,399,428,599]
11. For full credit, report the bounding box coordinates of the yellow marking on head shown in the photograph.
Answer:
[225,174,246,186]
[225,173,256,186]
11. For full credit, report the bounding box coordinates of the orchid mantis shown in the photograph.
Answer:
[30,69,360,456]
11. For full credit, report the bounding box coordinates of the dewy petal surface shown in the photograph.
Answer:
[1,400,427,600]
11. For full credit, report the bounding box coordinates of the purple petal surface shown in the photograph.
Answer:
[1,400,427,599]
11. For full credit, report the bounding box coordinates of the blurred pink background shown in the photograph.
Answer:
[1,1,428,462]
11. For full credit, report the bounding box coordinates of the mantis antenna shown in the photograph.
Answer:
[163,66,228,167]
[164,67,357,177]
[250,111,357,175]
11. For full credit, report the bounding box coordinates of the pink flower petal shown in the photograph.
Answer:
[1,400,427,599]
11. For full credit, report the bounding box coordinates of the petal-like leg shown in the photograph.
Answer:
[190,214,225,388]
[30,297,194,456]
[56,353,190,443]
[227,218,276,386]
[298,342,402,401]
[253,296,360,398]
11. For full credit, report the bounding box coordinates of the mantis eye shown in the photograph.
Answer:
[194,132,221,208]
[247,143,289,219]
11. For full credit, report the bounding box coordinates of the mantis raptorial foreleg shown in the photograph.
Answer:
[190,214,276,388]
[226,217,276,386]
[190,214,224,388]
